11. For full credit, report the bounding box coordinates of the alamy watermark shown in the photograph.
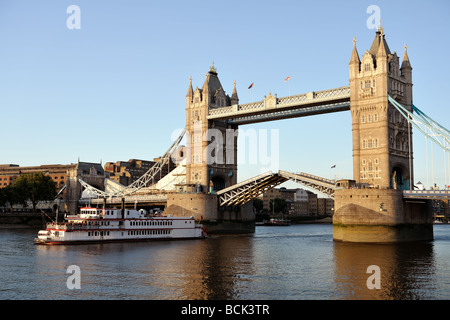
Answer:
[366,5,381,30]
[366,265,381,290]
[66,265,81,290]
[66,5,81,30]
[170,123,280,173]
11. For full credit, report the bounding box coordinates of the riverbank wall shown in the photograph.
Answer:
[0,212,64,228]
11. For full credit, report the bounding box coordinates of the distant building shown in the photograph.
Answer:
[0,163,74,195]
[262,187,334,216]
[104,158,177,186]
[0,161,105,213]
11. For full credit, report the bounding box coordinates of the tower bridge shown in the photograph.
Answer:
[77,25,449,241]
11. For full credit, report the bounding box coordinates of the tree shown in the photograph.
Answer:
[13,172,56,212]
[1,185,26,211]
[0,187,6,208]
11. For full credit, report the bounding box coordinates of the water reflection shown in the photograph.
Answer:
[333,241,436,299]
[4,226,448,299]
[179,234,255,300]
[34,236,256,300]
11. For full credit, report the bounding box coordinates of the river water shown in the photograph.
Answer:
[1,223,450,300]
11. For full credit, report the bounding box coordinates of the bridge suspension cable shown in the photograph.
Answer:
[388,95,450,188]
[388,95,450,152]
[79,128,186,199]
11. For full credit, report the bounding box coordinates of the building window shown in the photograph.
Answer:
[361,115,365,123]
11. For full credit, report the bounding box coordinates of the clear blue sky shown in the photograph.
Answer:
[0,0,449,190]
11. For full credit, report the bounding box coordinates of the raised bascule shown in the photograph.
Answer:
[78,26,450,242]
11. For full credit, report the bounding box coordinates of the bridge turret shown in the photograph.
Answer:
[401,44,413,109]
[349,27,413,190]
[186,76,193,105]
[349,37,361,79]
[231,80,239,105]
[185,64,238,194]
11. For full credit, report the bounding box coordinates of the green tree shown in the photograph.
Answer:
[0,187,6,208]
[1,185,26,211]
[14,172,56,212]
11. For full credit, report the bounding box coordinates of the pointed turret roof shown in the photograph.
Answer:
[401,44,412,69]
[349,37,361,64]
[232,81,238,99]
[376,30,388,58]
[186,76,193,98]
[202,62,223,100]
[231,80,239,104]
[369,26,391,58]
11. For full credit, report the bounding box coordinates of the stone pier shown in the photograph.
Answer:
[164,193,255,234]
[333,188,433,243]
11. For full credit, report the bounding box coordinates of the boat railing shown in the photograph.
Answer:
[46,222,109,231]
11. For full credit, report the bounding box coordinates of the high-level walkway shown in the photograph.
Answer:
[207,86,350,125]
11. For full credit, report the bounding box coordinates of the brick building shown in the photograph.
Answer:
[104,158,177,186]
[262,187,334,217]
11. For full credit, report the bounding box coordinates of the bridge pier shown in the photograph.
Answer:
[164,193,255,234]
[333,188,433,243]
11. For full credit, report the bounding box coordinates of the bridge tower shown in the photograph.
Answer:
[165,64,254,234]
[349,26,413,190]
[185,63,239,193]
[333,27,433,243]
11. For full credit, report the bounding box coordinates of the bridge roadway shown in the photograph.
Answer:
[207,86,350,124]
[86,177,450,209]
[403,190,450,200]
[214,170,335,206]
[85,170,336,208]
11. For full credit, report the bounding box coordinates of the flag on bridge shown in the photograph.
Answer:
[248,82,254,89]
[284,75,290,82]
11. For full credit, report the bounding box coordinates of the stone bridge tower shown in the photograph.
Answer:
[185,63,239,194]
[165,64,254,234]
[333,27,432,243]
[349,26,413,190]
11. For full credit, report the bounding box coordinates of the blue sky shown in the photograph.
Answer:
[0,0,449,190]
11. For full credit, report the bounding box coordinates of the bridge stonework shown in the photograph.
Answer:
[349,26,413,189]
[163,28,434,239]
[164,64,255,233]
[333,27,433,242]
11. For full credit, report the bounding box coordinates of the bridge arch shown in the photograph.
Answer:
[392,164,410,190]
[210,176,226,193]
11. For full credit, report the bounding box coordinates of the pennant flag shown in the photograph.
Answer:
[248,82,254,89]
[331,165,336,169]
[284,75,290,82]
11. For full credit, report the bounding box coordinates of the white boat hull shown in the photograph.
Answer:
[34,207,207,245]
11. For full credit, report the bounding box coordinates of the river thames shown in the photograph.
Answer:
[1,223,450,300]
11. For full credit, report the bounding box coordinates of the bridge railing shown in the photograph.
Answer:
[403,190,450,198]
[208,86,350,120]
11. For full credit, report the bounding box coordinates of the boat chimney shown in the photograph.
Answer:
[121,198,125,219]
